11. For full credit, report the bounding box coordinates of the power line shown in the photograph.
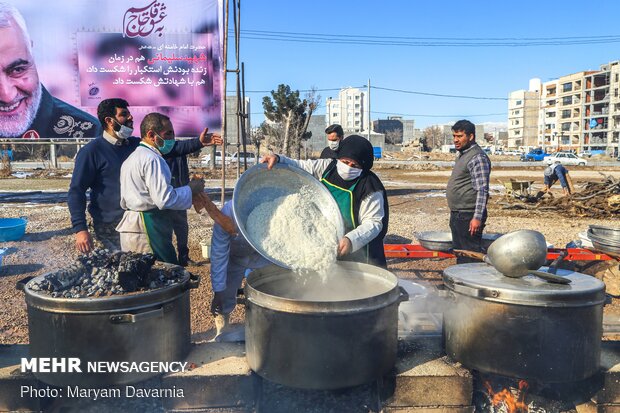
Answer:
[234,29,620,47]
[371,86,508,100]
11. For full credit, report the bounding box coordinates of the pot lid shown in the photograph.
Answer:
[443,263,606,307]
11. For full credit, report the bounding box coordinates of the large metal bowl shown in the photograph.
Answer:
[232,163,345,269]
[415,231,504,251]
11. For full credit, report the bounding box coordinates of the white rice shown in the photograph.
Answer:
[246,188,339,273]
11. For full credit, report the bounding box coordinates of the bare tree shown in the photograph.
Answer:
[423,126,443,150]
[385,129,402,145]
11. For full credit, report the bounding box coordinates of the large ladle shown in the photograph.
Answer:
[454,229,571,284]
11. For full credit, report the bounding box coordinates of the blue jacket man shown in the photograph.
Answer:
[544,162,571,196]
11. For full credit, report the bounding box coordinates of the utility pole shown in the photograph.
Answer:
[367,78,371,140]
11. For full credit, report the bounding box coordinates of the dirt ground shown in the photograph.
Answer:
[0,163,619,345]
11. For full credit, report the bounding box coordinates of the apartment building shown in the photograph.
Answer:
[538,80,558,149]
[326,87,368,135]
[556,72,585,151]
[516,60,620,156]
[507,79,540,149]
[583,61,620,155]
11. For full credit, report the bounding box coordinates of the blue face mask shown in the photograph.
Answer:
[155,133,175,155]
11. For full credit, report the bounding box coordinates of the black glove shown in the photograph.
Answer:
[211,291,225,315]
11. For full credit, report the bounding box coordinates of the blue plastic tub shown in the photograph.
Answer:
[0,217,27,242]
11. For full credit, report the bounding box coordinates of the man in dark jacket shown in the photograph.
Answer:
[68,98,221,253]
[446,119,491,263]
[166,149,197,266]
[319,124,344,159]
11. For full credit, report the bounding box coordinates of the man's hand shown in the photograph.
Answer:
[469,218,482,236]
[337,236,352,257]
[211,291,225,315]
[199,128,223,147]
[188,178,205,196]
[260,154,278,170]
[75,230,93,254]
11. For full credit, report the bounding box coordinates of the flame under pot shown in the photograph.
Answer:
[18,265,199,387]
[442,263,605,383]
[245,262,407,390]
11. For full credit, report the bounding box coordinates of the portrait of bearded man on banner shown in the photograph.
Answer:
[0,2,101,139]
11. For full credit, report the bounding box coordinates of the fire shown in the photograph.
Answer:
[484,380,530,413]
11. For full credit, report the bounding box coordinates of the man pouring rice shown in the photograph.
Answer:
[261,135,389,268]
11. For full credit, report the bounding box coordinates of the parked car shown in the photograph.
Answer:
[201,151,232,166]
[544,152,588,166]
[503,150,522,156]
[230,151,258,165]
[520,148,549,162]
[579,151,592,158]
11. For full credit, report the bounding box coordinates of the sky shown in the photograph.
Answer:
[230,0,620,130]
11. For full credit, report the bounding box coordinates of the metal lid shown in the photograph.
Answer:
[443,263,606,307]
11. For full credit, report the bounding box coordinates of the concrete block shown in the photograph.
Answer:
[161,342,254,411]
[258,379,379,413]
[593,342,620,404]
[383,336,473,408]
[384,407,474,413]
[0,345,42,412]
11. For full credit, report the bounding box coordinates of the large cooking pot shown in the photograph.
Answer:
[17,265,199,387]
[245,262,408,390]
[442,263,605,383]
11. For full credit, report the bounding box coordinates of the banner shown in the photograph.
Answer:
[1,0,223,138]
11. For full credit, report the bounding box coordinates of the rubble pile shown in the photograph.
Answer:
[499,174,620,218]
[28,249,187,298]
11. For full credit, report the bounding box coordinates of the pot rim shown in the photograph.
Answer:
[19,264,195,313]
[245,262,402,314]
[443,263,606,307]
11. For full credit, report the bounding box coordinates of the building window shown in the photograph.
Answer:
[355,104,360,109]
[561,122,570,132]
[514,110,520,115]
[515,100,522,106]
[562,96,572,105]
[562,83,572,92]
[615,88,619,98]
[355,95,360,100]
[333,112,338,117]
[547,111,556,117]
[355,121,360,125]
[355,112,360,117]
[562,109,571,119]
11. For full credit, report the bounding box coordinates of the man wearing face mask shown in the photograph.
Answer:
[115,113,217,264]
[320,124,344,159]
[68,99,219,254]
[261,135,389,268]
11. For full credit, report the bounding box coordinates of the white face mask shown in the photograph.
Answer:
[336,160,362,181]
[113,120,133,140]
[327,140,340,150]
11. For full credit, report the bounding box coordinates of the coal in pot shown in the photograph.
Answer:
[442,263,605,383]
[245,262,407,390]
[17,264,199,387]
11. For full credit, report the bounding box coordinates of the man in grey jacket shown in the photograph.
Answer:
[446,120,491,263]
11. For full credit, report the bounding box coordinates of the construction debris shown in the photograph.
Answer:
[497,174,620,218]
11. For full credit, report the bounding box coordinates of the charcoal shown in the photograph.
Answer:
[30,249,183,298]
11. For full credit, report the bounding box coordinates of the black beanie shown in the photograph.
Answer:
[337,135,374,170]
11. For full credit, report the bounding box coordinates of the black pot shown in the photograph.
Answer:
[442,263,605,383]
[17,265,199,387]
[245,262,408,390]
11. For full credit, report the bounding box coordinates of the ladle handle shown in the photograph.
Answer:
[528,270,572,284]
[452,249,486,261]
